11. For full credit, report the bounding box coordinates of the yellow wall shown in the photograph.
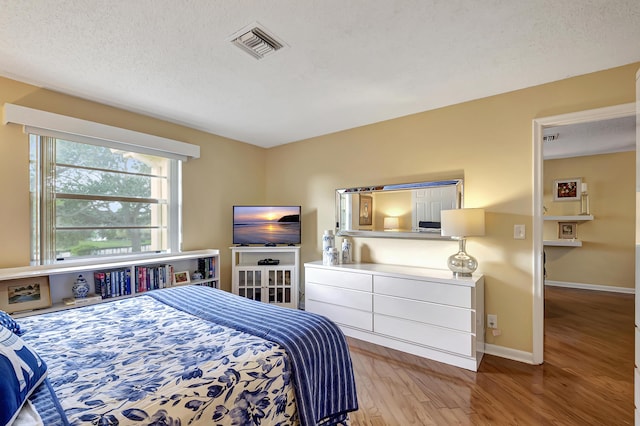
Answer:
[266,62,639,353]
[1,62,638,356]
[0,76,265,290]
[544,152,635,288]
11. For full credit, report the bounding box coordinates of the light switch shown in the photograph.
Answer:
[514,224,525,240]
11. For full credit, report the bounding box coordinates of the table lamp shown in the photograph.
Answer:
[383,217,400,230]
[440,208,485,277]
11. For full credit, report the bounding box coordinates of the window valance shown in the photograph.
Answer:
[2,103,200,161]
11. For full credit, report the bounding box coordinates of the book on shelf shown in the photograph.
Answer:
[63,294,102,305]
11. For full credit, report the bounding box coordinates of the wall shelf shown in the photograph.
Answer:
[543,215,594,221]
[543,215,593,247]
[543,240,583,247]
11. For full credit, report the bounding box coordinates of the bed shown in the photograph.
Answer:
[2,285,358,425]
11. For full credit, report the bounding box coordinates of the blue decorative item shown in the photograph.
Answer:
[341,238,352,264]
[72,274,90,298]
[322,229,335,252]
[327,247,339,266]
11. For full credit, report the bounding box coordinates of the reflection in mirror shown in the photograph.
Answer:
[336,179,463,239]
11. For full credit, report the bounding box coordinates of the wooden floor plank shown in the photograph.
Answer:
[347,286,633,425]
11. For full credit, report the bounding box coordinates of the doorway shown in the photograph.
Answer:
[532,102,636,364]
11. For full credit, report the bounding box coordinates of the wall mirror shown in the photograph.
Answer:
[335,179,463,239]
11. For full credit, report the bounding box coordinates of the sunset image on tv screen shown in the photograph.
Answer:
[233,206,301,245]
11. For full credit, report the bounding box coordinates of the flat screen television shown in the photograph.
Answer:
[233,205,301,245]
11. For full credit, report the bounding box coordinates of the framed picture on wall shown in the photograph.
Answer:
[553,178,582,201]
[558,222,578,239]
[0,276,52,313]
[359,194,373,226]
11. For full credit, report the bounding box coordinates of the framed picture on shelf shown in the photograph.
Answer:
[359,194,373,226]
[558,222,578,239]
[0,276,52,313]
[173,271,191,285]
[553,178,582,201]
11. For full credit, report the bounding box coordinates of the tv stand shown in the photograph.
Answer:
[230,246,300,309]
[264,243,276,247]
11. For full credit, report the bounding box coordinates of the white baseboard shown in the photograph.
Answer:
[483,343,537,365]
[544,280,634,294]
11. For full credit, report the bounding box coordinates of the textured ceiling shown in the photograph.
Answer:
[0,1,639,148]
[543,115,636,160]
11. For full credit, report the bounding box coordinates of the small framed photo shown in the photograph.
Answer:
[173,271,191,285]
[553,178,582,201]
[359,194,373,226]
[558,222,578,239]
[0,276,52,313]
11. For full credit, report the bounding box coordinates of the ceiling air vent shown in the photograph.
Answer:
[230,24,285,60]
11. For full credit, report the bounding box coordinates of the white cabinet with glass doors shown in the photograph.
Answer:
[230,246,299,309]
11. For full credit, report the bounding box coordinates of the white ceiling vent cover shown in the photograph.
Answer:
[229,23,286,60]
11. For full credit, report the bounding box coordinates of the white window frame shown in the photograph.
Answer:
[4,103,198,264]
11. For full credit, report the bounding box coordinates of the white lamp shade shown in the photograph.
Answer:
[384,217,400,229]
[441,208,485,237]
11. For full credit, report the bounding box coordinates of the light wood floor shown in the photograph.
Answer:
[346,286,634,425]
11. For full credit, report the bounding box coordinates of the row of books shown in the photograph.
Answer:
[135,264,174,293]
[197,257,216,279]
[94,269,131,299]
[92,257,217,300]
[93,264,174,298]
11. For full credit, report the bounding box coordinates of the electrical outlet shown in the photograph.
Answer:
[487,314,498,329]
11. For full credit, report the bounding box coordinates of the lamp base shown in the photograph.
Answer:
[447,238,478,277]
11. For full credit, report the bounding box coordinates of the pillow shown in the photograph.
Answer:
[0,310,22,335]
[0,325,47,426]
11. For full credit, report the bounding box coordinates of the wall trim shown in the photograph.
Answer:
[484,344,536,365]
[545,280,635,294]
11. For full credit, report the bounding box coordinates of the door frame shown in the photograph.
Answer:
[531,102,635,364]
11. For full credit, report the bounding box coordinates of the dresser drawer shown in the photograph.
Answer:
[306,267,373,292]
[374,314,475,357]
[306,300,373,331]
[374,294,474,333]
[307,282,372,311]
[374,275,474,308]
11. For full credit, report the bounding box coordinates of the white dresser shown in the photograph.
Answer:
[304,261,484,371]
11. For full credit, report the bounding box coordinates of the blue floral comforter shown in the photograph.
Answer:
[20,285,358,426]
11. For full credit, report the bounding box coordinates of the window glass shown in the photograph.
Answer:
[30,136,178,263]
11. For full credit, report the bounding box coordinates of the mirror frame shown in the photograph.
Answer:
[335,179,463,239]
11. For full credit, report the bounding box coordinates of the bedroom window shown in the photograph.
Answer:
[29,135,181,264]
